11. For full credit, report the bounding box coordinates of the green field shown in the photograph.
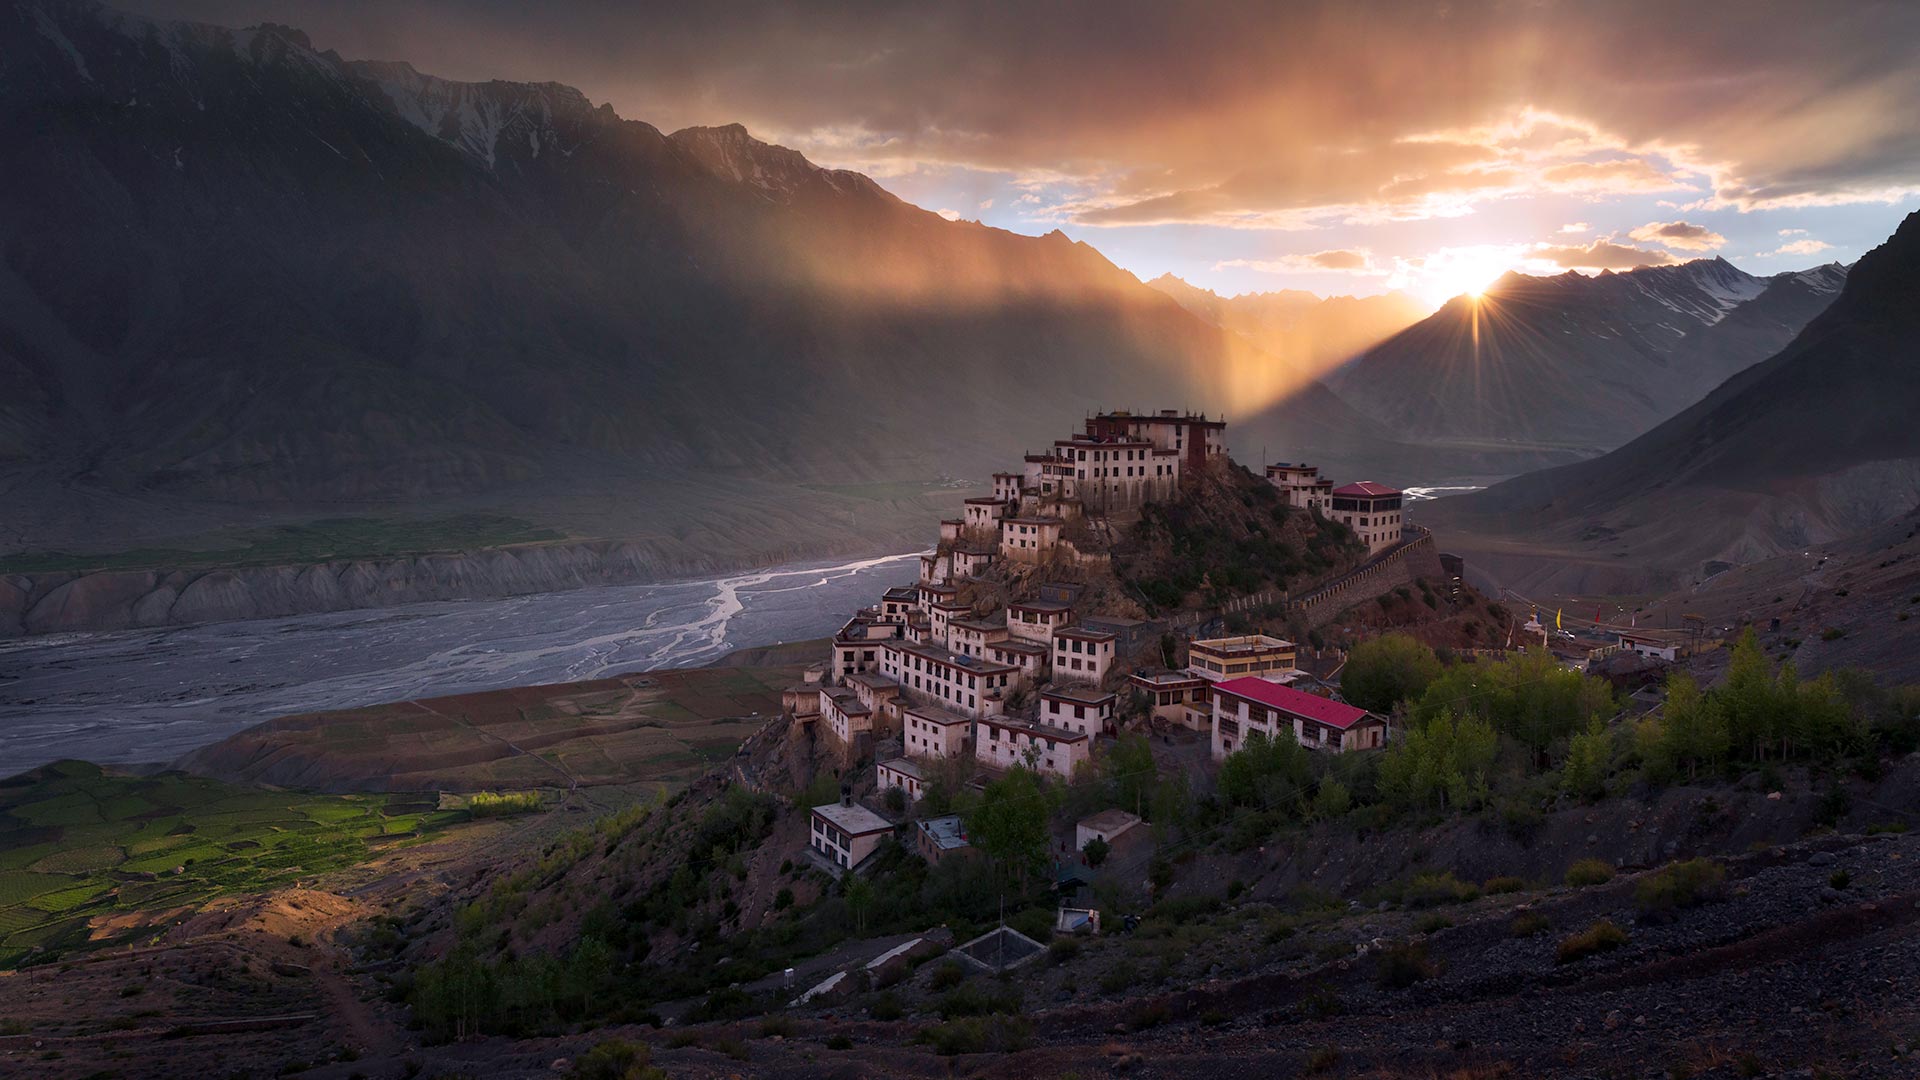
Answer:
[0,513,567,575]
[0,760,470,968]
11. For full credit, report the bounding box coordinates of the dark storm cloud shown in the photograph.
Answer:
[118,0,1920,222]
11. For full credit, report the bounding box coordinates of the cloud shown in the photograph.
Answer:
[1762,238,1835,257]
[1532,240,1680,270]
[1560,222,1591,234]
[935,208,962,221]
[978,198,995,210]
[115,0,1920,223]
[1217,249,1380,274]
[1627,220,1727,251]
[1779,227,1808,236]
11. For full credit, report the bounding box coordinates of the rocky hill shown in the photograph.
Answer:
[1423,211,1920,581]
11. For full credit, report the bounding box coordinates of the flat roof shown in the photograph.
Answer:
[1078,808,1144,835]
[1333,481,1401,497]
[1129,669,1207,687]
[989,639,1049,656]
[878,757,923,781]
[889,639,1017,675]
[1215,677,1374,731]
[977,714,1088,742]
[813,801,895,835]
[951,617,1007,632]
[1010,599,1072,614]
[846,672,900,690]
[1055,626,1116,642]
[1042,683,1117,706]
[904,703,973,726]
[1191,634,1296,656]
[1002,516,1064,526]
[917,813,971,850]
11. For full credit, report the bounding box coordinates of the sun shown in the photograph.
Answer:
[1408,245,1526,309]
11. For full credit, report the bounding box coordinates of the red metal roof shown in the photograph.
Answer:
[1215,677,1372,730]
[1332,481,1401,498]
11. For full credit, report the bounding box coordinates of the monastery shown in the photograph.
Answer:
[800,409,1405,870]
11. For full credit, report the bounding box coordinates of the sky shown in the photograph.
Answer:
[123,0,1920,309]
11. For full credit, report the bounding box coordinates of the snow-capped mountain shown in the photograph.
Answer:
[1424,216,1918,574]
[1325,257,1848,455]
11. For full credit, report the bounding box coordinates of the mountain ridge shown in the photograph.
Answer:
[1324,254,1846,455]
[1420,212,1920,579]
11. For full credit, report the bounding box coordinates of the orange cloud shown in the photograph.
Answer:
[1627,220,1727,251]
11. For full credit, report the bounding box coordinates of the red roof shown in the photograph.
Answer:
[1215,677,1372,730]
[1333,481,1401,498]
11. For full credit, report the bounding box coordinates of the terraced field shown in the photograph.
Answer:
[0,761,467,967]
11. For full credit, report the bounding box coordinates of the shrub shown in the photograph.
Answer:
[1509,911,1550,937]
[1556,919,1629,963]
[929,962,967,991]
[568,1039,665,1080]
[1048,937,1082,965]
[1413,913,1453,935]
[937,980,1022,1019]
[917,1015,1033,1056]
[1829,869,1851,890]
[1375,942,1439,989]
[1098,959,1138,994]
[1482,876,1526,895]
[867,992,903,1021]
[1634,859,1727,915]
[1306,1046,1341,1073]
[1565,859,1615,887]
[774,887,794,911]
[757,1016,796,1038]
[1400,871,1480,908]
[826,1034,853,1050]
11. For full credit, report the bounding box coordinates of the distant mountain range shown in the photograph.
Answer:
[1422,212,1920,582]
[0,0,1485,564]
[0,0,1870,595]
[1326,258,1848,455]
[1145,274,1427,394]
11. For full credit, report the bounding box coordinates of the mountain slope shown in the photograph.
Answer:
[1421,213,1920,577]
[1325,258,1844,455]
[1145,274,1426,392]
[2,0,1443,561]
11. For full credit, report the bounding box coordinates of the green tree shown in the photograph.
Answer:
[1414,650,1613,755]
[1309,777,1351,821]
[1081,834,1111,867]
[965,766,1056,891]
[845,874,876,934]
[564,935,613,1018]
[1379,709,1497,811]
[1218,730,1314,816]
[1103,733,1159,818]
[1342,633,1442,713]
[1559,718,1612,800]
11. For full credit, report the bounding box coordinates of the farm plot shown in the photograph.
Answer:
[0,760,473,968]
